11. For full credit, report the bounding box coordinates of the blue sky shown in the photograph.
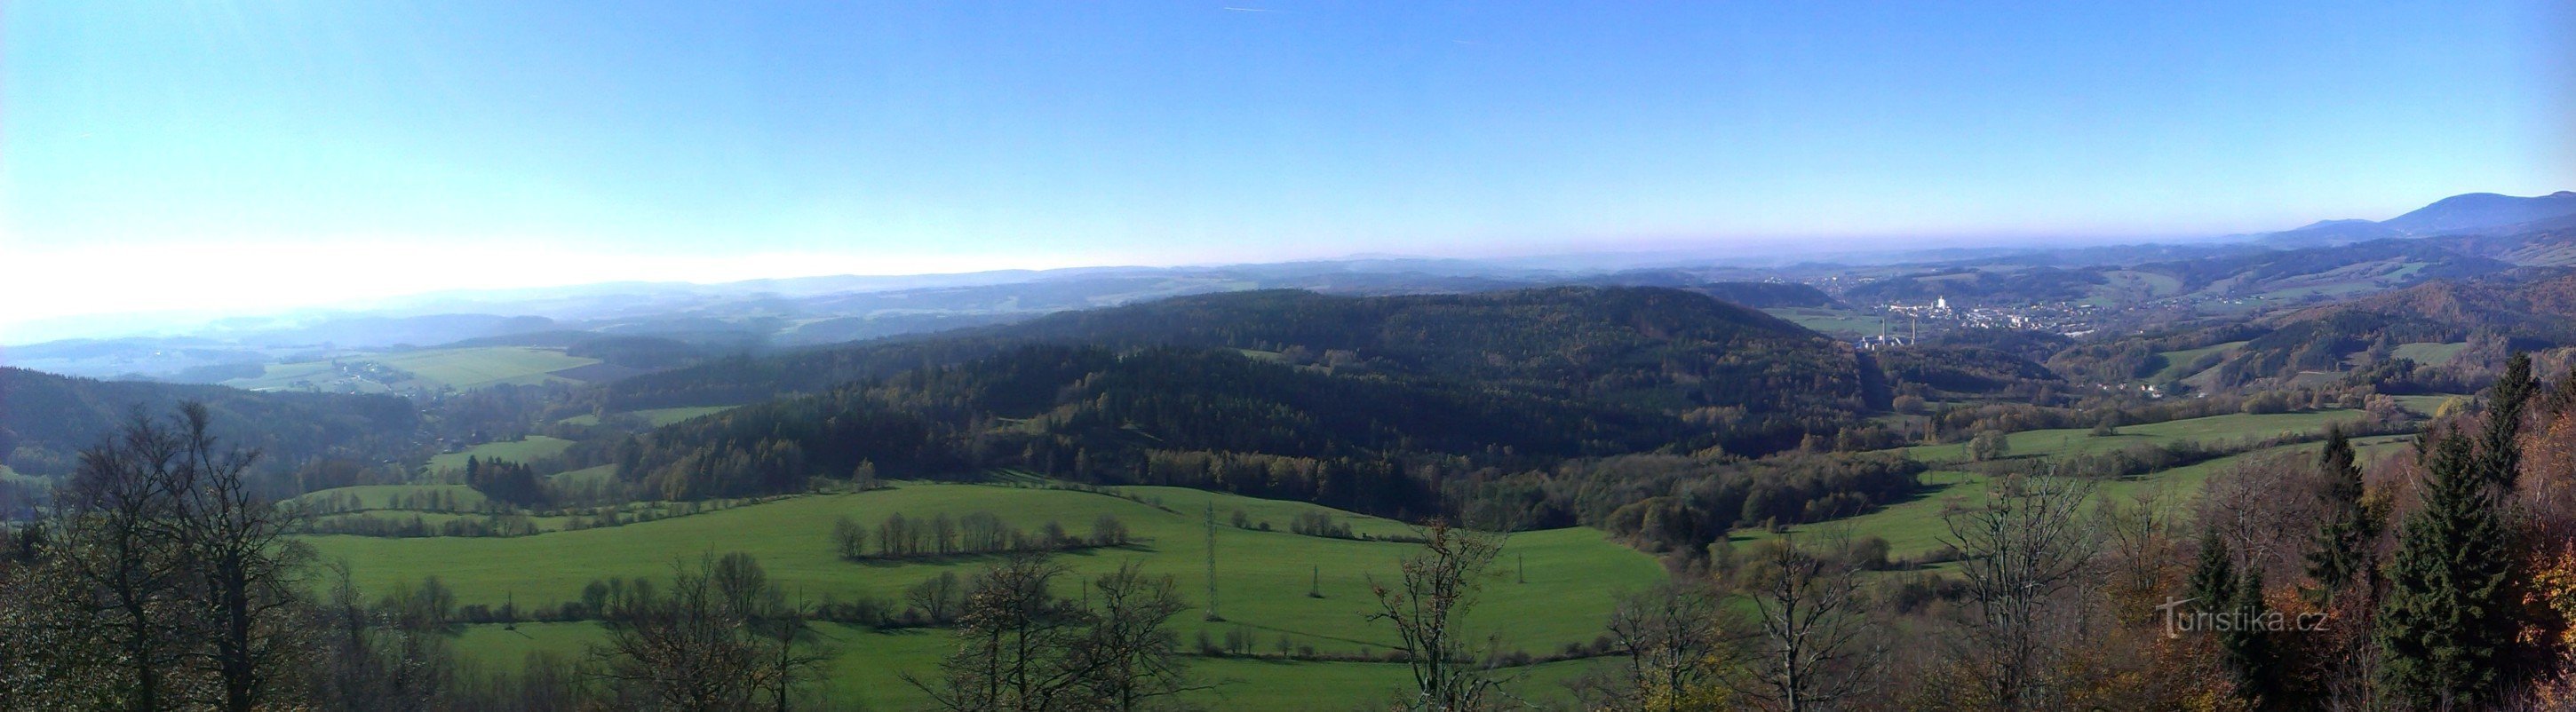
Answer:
[2,1,2568,324]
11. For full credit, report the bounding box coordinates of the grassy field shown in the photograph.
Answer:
[2389,342,2469,367]
[304,483,1660,709]
[2090,270,2185,304]
[2394,394,2469,418]
[292,404,2419,707]
[558,406,736,427]
[226,346,600,392]
[1761,306,1887,336]
[1745,433,2416,559]
[427,436,577,472]
[453,620,1615,710]
[1900,408,2365,465]
[549,464,618,488]
[2149,341,2246,382]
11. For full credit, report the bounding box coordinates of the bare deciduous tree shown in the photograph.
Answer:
[1733,533,1880,711]
[2095,483,2184,616]
[908,555,1198,712]
[910,553,1084,711]
[831,516,866,560]
[48,403,313,711]
[593,552,821,711]
[1938,473,2098,711]
[1366,519,1506,711]
[1603,581,1730,711]
[1062,561,1199,711]
[165,403,314,712]
[60,408,194,710]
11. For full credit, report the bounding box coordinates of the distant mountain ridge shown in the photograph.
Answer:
[2382,191,2576,234]
[2265,191,2576,248]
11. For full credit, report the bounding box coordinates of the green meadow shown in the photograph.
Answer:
[226,346,601,392]
[1752,410,2415,560]
[558,406,737,427]
[2149,340,2246,381]
[549,463,618,488]
[427,436,577,472]
[294,407,2435,708]
[1901,407,2366,465]
[2389,342,2468,367]
[301,483,1661,709]
[1761,306,1888,336]
[452,619,1614,711]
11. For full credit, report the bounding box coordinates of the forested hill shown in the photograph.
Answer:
[2040,270,2576,392]
[588,344,1699,516]
[2266,270,2576,339]
[605,286,1877,428]
[584,288,1883,512]
[0,367,420,477]
[2209,272,2576,387]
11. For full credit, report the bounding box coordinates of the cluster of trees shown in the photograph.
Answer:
[304,494,788,540]
[302,512,547,539]
[831,511,1132,560]
[1128,448,1435,521]
[1873,344,2064,400]
[1288,510,1356,539]
[460,456,548,509]
[298,489,461,517]
[1520,451,1928,554]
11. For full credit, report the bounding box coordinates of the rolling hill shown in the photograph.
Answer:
[0,367,422,477]
[606,286,1878,439]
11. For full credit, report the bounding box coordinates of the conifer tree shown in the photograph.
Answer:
[2377,431,2513,708]
[2189,530,2236,615]
[2303,428,2373,603]
[2478,352,2535,491]
[2226,566,2277,707]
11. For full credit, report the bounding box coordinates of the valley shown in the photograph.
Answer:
[10,190,2576,708]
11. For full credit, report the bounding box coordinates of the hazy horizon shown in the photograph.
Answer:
[7,1,2572,337]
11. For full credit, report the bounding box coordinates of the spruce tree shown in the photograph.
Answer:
[2226,566,2277,707]
[2477,352,2534,491]
[2303,427,2373,603]
[2376,431,2514,708]
[2189,530,2237,615]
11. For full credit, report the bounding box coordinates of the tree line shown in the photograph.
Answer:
[831,511,1133,560]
